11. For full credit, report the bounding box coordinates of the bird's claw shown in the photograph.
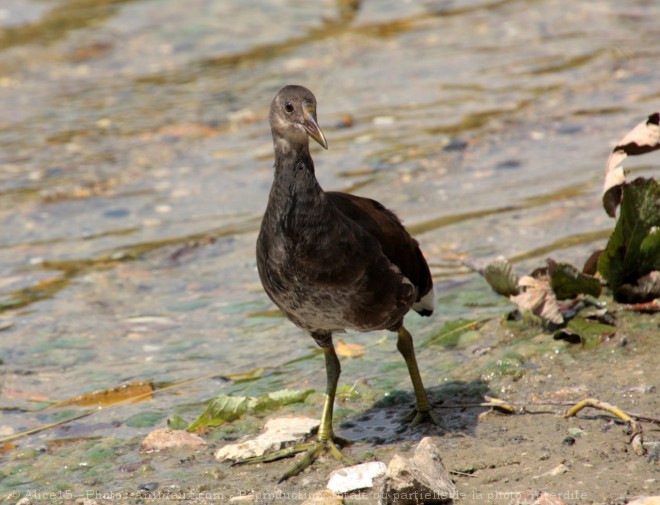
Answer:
[231,436,353,483]
[401,407,446,429]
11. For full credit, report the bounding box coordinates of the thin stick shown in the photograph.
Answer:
[0,410,95,444]
[565,398,646,456]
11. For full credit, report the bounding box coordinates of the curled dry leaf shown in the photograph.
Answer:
[510,275,563,325]
[603,112,660,217]
[483,256,519,297]
[617,270,660,304]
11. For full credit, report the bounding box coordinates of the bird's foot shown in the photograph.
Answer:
[401,406,446,430]
[232,435,354,483]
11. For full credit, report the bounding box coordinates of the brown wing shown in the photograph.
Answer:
[325,191,433,308]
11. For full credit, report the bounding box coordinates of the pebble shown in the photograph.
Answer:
[516,490,567,505]
[141,429,206,452]
[301,490,344,505]
[379,437,457,505]
[229,495,256,504]
[215,416,318,461]
[533,463,570,479]
[627,498,660,505]
[327,461,387,494]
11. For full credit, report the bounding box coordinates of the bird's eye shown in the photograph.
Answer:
[284,102,294,113]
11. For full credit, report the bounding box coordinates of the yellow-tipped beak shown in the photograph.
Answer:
[302,101,328,149]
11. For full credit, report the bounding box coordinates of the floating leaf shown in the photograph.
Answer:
[547,259,601,299]
[510,275,563,324]
[335,339,365,358]
[225,367,266,382]
[187,389,313,432]
[598,178,660,302]
[52,381,154,408]
[423,318,488,348]
[482,256,519,297]
[249,389,314,413]
[603,112,660,217]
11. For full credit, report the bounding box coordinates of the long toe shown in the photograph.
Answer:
[278,437,355,483]
[401,407,446,430]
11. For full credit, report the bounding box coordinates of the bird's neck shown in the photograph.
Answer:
[265,139,325,228]
[271,140,323,198]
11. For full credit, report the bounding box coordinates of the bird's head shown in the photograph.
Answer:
[269,85,328,151]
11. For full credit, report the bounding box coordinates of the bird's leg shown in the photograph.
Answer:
[277,342,353,482]
[233,339,353,482]
[397,326,443,428]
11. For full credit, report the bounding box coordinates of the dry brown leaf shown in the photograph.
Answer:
[510,275,563,324]
[335,339,365,358]
[52,381,154,408]
[0,442,16,454]
[603,112,660,217]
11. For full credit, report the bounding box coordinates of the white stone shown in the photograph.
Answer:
[327,461,387,494]
[215,416,318,461]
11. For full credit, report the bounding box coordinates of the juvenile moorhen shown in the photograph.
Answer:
[248,85,438,481]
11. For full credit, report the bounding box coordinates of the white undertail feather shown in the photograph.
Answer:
[413,287,435,314]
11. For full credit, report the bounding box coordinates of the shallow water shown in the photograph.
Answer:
[1,0,659,498]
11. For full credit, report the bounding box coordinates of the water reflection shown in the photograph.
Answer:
[0,0,659,492]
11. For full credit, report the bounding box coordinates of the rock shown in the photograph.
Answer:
[627,497,660,505]
[327,461,387,494]
[379,437,457,505]
[301,490,344,505]
[215,416,318,461]
[141,429,206,451]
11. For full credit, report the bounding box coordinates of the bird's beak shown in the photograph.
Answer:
[302,101,328,149]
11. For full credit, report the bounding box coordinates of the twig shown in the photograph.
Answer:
[565,398,646,456]
[0,410,95,444]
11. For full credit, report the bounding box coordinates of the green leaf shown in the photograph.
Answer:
[547,259,601,299]
[167,415,189,430]
[187,389,313,432]
[553,318,616,349]
[598,178,660,302]
[423,318,488,348]
[187,395,249,431]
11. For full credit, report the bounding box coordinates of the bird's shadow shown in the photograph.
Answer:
[336,379,491,445]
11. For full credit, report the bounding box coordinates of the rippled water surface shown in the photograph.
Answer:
[1,0,659,496]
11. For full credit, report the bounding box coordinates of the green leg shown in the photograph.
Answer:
[318,343,341,440]
[234,341,353,482]
[397,326,442,428]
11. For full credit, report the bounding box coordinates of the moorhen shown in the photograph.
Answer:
[246,85,438,481]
